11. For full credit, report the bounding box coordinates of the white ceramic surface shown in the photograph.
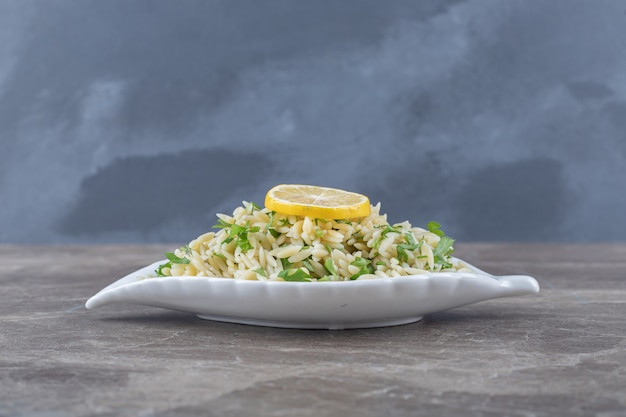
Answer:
[85,259,539,329]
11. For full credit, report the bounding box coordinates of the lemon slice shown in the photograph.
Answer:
[265,184,371,219]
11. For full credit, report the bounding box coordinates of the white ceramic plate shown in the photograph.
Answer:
[85,258,539,329]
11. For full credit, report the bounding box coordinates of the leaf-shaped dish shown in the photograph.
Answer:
[85,258,539,329]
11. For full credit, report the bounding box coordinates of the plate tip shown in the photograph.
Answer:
[85,295,101,309]
[499,275,540,295]
[523,276,541,294]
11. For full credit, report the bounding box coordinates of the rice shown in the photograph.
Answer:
[158,201,472,281]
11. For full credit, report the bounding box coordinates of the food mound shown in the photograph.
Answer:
[155,185,471,281]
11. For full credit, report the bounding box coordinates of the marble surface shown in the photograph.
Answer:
[1,244,625,416]
[2,1,626,243]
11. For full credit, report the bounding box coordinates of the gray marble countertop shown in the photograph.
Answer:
[2,244,625,416]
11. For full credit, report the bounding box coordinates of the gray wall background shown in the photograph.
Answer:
[1,0,625,244]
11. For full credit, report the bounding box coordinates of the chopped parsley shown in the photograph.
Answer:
[432,235,455,268]
[324,258,337,275]
[264,211,281,238]
[396,233,422,263]
[371,225,401,249]
[379,224,401,236]
[212,218,232,229]
[155,245,190,276]
[278,218,292,227]
[280,257,292,269]
[278,268,312,282]
[155,262,170,277]
[349,257,374,280]
[426,221,455,269]
[165,251,190,264]
[213,220,259,253]
[302,259,316,273]
[427,221,445,237]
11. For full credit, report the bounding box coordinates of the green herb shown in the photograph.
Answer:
[302,259,316,273]
[254,267,267,277]
[213,218,232,229]
[230,223,246,235]
[231,223,251,251]
[324,258,337,275]
[351,257,368,268]
[280,257,292,269]
[427,221,445,237]
[405,232,417,246]
[213,251,226,259]
[395,233,421,263]
[265,211,280,238]
[278,268,312,282]
[278,218,292,227]
[315,229,324,238]
[349,257,374,280]
[155,262,171,277]
[249,201,261,211]
[378,224,400,237]
[218,222,259,252]
[266,211,276,228]
[425,221,455,268]
[433,235,455,268]
[375,261,387,267]
[165,251,190,264]
[396,246,409,263]
[156,245,190,275]
[238,240,253,252]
